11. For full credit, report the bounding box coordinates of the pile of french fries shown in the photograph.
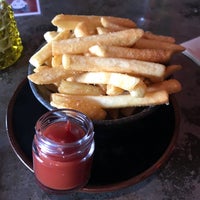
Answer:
[28,14,184,120]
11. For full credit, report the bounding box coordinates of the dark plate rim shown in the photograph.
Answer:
[6,78,180,193]
[82,94,180,192]
[6,78,34,172]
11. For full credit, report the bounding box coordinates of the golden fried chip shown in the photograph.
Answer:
[74,22,97,37]
[147,79,182,94]
[28,66,73,85]
[143,31,176,43]
[44,31,59,42]
[52,28,144,55]
[134,38,185,53]
[29,30,71,67]
[89,44,173,63]
[164,65,182,78]
[100,16,136,28]
[55,90,168,109]
[51,14,102,31]
[69,72,142,92]
[58,80,105,95]
[106,85,124,96]
[27,14,183,120]
[52,14,136,31]
[62,55,165,81]
[101,17,131,31]
[51,93,107,120]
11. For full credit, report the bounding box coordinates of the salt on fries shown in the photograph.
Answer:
[28,14,184,120]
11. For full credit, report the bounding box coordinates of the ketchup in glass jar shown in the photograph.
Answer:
[32,109,95,192]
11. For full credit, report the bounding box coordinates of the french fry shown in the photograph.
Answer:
[29,44,52,68]
[44,57,52,67]
[143,31,176,43]
[147,79,182,94]
[129,81,147,97]
[100,16,136,28]
[52,14,136,31]
[101,17,131,31]
[96,27,112,35]
[106,85,124,96]
[68,72,142,92]
[51,14,102,31]
[164,65,182,78]
[28,66,74,85]
[58,80,105,96]
[52,55,63,67]
[28,14,183,120]
[51,93,107,120]
[33,65,49,73]
[89,90,169,108]
[44,84,58,93]
[52,28,144,55]
[44,31,59,42]
[62,55,165,81]
[29,29,71,67]
[89,44,173,63]
[52,90,168,109]
[74,22,96,37]
[97,84,107,94]
[134,38,185,53]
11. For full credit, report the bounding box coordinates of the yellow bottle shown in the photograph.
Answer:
[0,0,23,70]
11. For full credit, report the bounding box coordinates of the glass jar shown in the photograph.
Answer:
[32,109,95,192]
[0,0,23,70]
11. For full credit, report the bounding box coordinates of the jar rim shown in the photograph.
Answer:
[35,108,94,148]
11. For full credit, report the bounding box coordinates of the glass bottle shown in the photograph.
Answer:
[0,0,23,70]
[32,109,95,192]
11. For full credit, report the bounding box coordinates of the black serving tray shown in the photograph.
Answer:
[6,78,180,193]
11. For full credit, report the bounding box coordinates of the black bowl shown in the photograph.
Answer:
[28,62,159,126]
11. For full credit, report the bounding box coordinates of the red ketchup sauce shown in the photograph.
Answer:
[32,109,94,191]
[44,121,85,143]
